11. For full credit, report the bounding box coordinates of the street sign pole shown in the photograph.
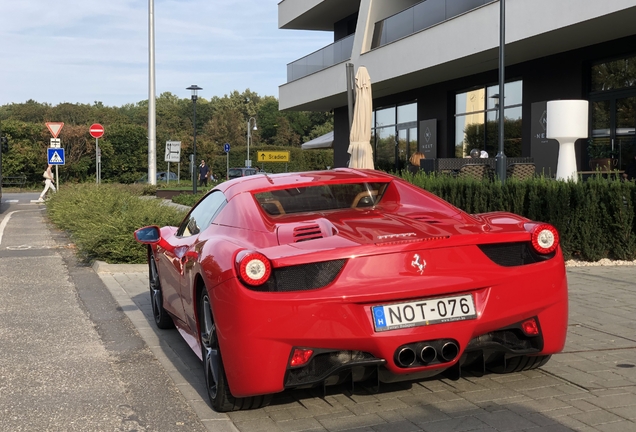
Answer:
[89,124,105,184]
[96,138,99,184]
[167,162,170,184]
[224,143,230,180]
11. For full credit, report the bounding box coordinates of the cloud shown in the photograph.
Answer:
[0,0,332,106]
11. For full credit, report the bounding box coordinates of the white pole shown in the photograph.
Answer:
[167,162,170,185]
[148,0,157,185]
[55,165,59,190]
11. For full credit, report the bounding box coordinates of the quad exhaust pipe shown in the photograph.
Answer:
[440,341,459,362]
[395,340,459,368]
[396,347,416,367]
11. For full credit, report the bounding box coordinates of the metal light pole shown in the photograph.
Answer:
[187,85,202,194]
[148,0,157,185]
[246,117,257,168]
[495,0,507,182]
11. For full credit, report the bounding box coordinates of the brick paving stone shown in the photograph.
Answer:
[570,409,624,427]
[594,420,636,432]
[317,413,385,431]
[398,390,461,407]
[397,405,451,425]
[587,393,636,409]
[277,417,325,432]
[475,410,542,431]
[420,416,489,432]
[459,388,524,404]
[234,418,285,432]
[370,419,421,432]
[508,398,575,414]
[346,398,410,415]
[428,399,481,416]
[606,406,636,420]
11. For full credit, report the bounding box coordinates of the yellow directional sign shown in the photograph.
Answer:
[257,151,290,162]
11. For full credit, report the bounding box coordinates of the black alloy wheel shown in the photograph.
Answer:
[149,251,174,329]
[198,290,271,412]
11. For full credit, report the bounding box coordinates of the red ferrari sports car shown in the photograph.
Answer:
[134,168,568,412]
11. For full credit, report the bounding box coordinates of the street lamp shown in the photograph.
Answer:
[495,0,507,182]
[187,85,202,194]
[246,117,257,168]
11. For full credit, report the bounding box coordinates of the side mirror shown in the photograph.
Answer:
[134,226,161,244]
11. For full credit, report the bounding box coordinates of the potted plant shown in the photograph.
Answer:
[587,140,618,171]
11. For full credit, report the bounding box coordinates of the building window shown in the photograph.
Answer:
[591,54,636,92]
[455,81,523,158]
[372,102,417,172]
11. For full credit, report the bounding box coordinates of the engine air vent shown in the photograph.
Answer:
[413,216,441,224]
[293,224,323,242]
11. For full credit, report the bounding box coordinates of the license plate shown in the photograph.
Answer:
[372,294,476,332]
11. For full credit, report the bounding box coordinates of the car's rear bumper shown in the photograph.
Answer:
[211,248,568,397]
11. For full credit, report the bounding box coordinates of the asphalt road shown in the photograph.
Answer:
[2,192,636,432]
[0,193,206,431]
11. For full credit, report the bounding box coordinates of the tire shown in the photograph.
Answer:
[148,251,174,329]
[488,354,551,374]
[198,290,271,412]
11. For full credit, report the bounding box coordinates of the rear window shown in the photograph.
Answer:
[255,182,389,215]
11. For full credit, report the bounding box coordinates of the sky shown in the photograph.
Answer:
[0,0,332,107]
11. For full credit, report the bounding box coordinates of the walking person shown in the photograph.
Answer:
[38,164,56,201]
[198,160,210,187]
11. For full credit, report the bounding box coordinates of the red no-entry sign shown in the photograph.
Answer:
[89,123,104,138]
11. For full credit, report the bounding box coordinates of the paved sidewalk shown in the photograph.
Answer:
[96,262,636,432]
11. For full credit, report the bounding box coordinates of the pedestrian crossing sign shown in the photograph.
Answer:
[48,148,65,165]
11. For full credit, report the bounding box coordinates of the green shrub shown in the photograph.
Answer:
[401,172,636,262]
[46,183,187,264]
[172,191,207,207]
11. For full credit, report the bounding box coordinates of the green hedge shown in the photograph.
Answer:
[401,172,636,261]
[46,183,187,263]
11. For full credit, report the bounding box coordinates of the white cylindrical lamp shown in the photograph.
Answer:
[546,100,589,182]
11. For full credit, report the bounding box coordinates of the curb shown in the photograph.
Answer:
[92,260,147,274]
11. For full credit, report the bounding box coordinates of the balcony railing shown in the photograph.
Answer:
[287,34,355,82]
[371,0,495,49]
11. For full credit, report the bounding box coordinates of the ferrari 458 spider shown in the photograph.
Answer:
[134,169,568,412]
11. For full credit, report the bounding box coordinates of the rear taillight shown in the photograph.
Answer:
[521,318,540,336]
[237,251,272,286]
[289,348,314,367]
[529,224,559,254]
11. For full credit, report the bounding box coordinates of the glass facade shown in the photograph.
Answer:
[589,55,636,171]
[371,0,495,49]
[287,34,355,82]
[371,102,418,172]
[455,81,523,158]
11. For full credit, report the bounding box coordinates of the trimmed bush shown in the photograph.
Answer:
[46,183,187,264]
[402,171,636,261]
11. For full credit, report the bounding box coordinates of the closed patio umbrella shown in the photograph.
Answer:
[347,66,374,169]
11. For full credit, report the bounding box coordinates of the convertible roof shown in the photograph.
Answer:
[216,168,395,201]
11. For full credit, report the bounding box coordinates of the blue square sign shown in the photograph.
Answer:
[48,148,65,165]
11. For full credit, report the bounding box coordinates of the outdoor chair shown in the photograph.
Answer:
[457,164,491,180]
[506,163,536,180]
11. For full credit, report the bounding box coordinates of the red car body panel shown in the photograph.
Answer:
[139,169,568,399]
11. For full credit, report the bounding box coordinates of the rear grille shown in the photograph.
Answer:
[478,242,555,266]
[248,259,346,292]
[285,350,381,387]
[293,225,323,242]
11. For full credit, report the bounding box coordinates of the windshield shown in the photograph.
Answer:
[254,182,389,216]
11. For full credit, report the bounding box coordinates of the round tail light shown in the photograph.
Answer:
[237,252,272,286]
[530,224,559,254]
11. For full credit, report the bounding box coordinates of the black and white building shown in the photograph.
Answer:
[279,0,636,174]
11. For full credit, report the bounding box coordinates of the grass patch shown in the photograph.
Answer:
[46,183,187,264]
